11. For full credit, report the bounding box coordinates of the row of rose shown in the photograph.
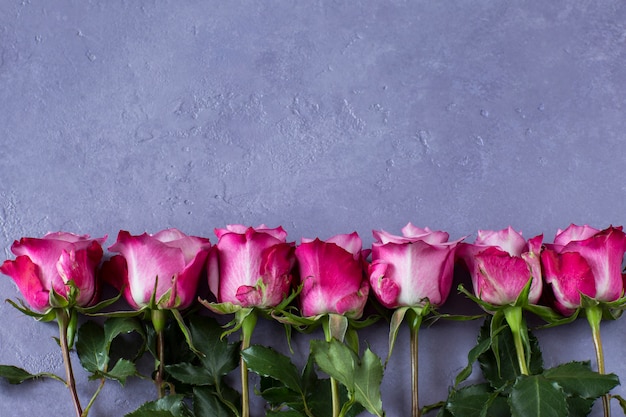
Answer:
[1,223,624,319]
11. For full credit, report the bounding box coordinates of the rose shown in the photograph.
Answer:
[368,223,462,309]
[103,229,210,310]
[457,227,543,306]
[541,224,626,315]
[0,232,105,312]
[207,224,295,308]
[295,232,369,318]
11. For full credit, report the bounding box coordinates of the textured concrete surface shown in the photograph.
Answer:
[1,1,626,415]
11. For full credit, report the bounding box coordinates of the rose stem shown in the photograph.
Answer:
[503,307,529,376]
[57,309,83,417]
[586,306,610,417]
[152,309,168,399]
[240,310,258,417]
[407,309,423,417]
[322,316,341,417]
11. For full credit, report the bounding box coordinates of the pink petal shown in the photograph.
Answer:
[473,247,538,305]
[215,230,282,304]
[335,279,369,319]
[325,232,362,258]
[563,227,626,302]
[368,260,400,308]
[372,240,456,307]
[170,246,210,309]
[216,224,287,241]
[101,255,140,310]
[207,247,220,301]
[401,223,450,244]
[235,285,264,306]
[56,249,98,306]
[11,237,74,291]
[475,227,526,256]
[152,229,211,264]
[296,238,364,317]
[258,243,295,307]
[109,231,186,308]
[554,224,601,246]
[0,256,50,312]
[541,249,596,315]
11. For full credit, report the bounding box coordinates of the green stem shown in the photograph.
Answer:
[586,306,610,417]
[152,309,168,399]
[240,310,258,417]
[57,309,83,417]
[323,315,342,417]
[503,307,529,375]
[82,378,105,417]
[407,310,422,417]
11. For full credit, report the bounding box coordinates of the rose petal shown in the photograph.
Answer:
[0,256,50,312]
[368,260,400,308]
[475,227,526,256]
[297,238,364,317]
[541,249,596,315]
[109,231,186,308]
[554,224,601,246]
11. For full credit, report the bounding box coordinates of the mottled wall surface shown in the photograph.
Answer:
[1,1,626,416]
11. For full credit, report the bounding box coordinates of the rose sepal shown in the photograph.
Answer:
[386,305,426,365]
[5,298,57,322]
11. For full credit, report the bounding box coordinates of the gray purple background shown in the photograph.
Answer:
[2,1,626,416]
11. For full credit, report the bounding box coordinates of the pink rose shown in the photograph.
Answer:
[207,225,295,308]
[103,229,210,310]
[457,227,543,306]
[369,223,462,309]
[541,225,626,315]
[0,232,105,312]
[295,232,369,318]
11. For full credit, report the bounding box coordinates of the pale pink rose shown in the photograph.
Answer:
[103,229,210,310]
[1,232,105,312]
[296,232,369,318]
[369,223,462,309]
[207,225,295,308]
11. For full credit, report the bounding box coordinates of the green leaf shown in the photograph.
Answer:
[165,362,212,386]
[125,394,193,417]
[0,365,63,385]
[509,375,568,417]
[189,315,240,380]
[266,411,307,417]
[101,359,137,385]
[543,361,619,399]
[193,386,237,417]
[478,318,543,389]
[104,316,145,347]
[455,337,492,386]
[564,396,595,417]
[446,383,496,417]
[310,339,384,417]
[242,345,302,393]
[76,321,108,373]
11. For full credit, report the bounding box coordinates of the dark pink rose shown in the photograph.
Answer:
[458,227,543,306]
[1,232,105,312]
[103,229,210,310]
[295,232,369,318]
[369,223,462,309]
[542,225,626,315]
[207,224,295,308]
